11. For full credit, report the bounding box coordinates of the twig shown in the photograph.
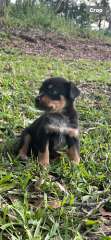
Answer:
[77,196,111,231]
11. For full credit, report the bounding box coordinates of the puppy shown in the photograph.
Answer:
[16,77,80,166]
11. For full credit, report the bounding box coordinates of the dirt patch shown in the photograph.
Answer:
[1,28,111,60]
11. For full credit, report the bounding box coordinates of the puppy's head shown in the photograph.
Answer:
[35,77,80,112]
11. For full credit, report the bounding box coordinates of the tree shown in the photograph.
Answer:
[100,0,111,31]
[100,0,110,29]
[0,0,10,16]
[0,0,5,16]
[77,3,90,27]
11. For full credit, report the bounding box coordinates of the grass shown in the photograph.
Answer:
[0,51,111,239]
[3,3,111,43]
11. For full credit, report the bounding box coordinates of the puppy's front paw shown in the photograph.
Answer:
[39,159,49,167]
[67,146,80,164]
[38,150,49,167]
[18,151,28,161]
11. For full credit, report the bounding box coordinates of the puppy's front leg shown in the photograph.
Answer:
[67,145,80,164]
[66,136,80,164]
[18,134,31,160]
[38,142,49,166]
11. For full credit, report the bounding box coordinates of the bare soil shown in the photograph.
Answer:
[1,28,111,60]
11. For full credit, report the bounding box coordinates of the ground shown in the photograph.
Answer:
[1,28,111,60]
[0,28,111,240]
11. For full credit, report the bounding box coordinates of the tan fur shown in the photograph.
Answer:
[41,95,66,112]
[18,134,31,160]
[67,146,80,164]
[38,142,49,166]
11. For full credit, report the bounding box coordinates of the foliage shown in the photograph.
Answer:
[0,0,10,16]
[4,1,91,28]
[2,0,111,40]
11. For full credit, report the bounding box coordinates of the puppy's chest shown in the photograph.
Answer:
[45,112,78,134]
[46,113,70,149]
[49,114,69,128]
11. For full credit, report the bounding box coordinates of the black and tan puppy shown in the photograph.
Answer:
[16,77,80,166]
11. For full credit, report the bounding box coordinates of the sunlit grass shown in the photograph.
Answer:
[0,52,111,239]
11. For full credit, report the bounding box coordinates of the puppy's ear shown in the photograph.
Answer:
[68,82,80,101]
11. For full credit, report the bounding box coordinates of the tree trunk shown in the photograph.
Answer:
[0,0,9,16]
[98,18,102,30]
[108,17,111,31]
[0,0,5,16]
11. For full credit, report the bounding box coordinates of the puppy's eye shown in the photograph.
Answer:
[48,84,53,89]
[39,91,44,96]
